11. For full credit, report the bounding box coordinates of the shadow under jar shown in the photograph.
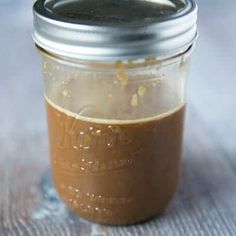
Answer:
[33,0,198,225]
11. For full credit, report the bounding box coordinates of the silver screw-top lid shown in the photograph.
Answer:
[33,0,197,61]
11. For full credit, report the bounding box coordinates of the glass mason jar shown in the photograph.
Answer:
[33,0,197,225]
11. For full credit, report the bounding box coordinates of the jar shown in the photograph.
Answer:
[33,0,197,225]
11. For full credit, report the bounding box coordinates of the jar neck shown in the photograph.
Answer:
[37,44,194,71]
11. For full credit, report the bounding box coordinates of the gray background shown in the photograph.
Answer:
[0,0,236,235]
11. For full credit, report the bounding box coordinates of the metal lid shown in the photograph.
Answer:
[33,0,197,61]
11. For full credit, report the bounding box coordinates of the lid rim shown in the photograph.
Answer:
[34,0,196,27]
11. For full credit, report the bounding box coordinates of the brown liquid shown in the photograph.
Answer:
[46,98,185,225]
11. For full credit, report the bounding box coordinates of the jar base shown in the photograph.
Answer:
[68,206,168,226]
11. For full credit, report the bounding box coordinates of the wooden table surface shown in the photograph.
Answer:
[1,0,236,235]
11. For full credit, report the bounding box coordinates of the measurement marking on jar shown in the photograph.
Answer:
[59,185,132,205]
